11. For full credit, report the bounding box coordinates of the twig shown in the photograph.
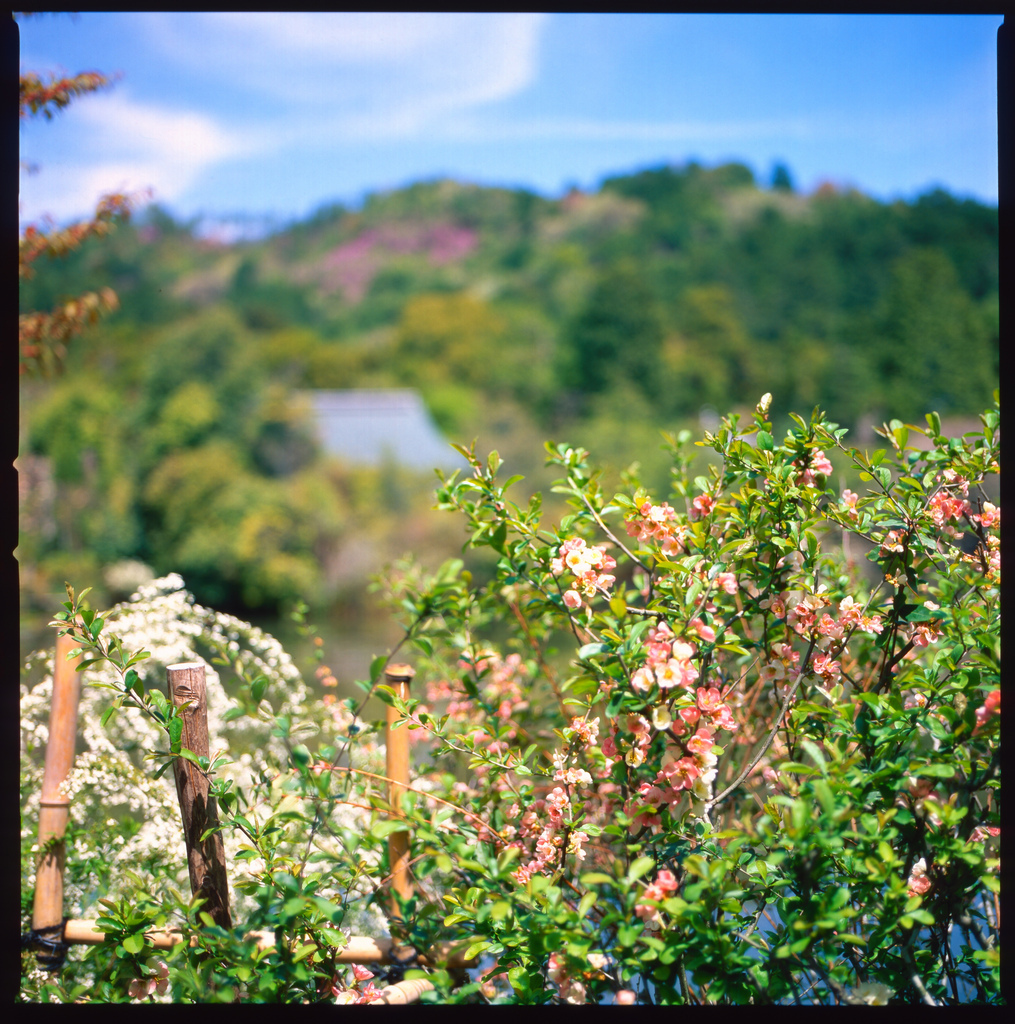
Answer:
[705,635,816,814]
[569,476,650,573]
[326,765,510,844]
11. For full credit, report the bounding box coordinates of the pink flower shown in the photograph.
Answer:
[615,990,637,1004]
[811,450,833,475]
[973,502,999,528]
[685,727,716,758]
[715,572,738,594]
[658,755,700,790]
[906,857,932,897]
[811,652,842,681]
[974,689,1000,733]
[690,617,716,642]
[696,686,723,713]
[128,978,154,1000]
[636,782,667,807]
[970,825,1000,842]
[910,622,942,648]
[352,964,375,982]
[631,665,655,693]
[711,704,738,731]
[563,589,582,610]
[655,657,698,691]
[560,980,587,1004]
[567,831,589,861]
[655,869,679,892]
[880,529,906,556]
[691,494,716,518]
[128,960,170,1000]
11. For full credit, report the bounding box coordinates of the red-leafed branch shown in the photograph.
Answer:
[19,71,117,121]
[19,288,120,376]
[20,191,143,279]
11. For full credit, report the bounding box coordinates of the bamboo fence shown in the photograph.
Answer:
[25,650,471,1003]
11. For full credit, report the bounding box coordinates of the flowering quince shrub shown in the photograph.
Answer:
[371,396,999,1005]
[21,398,999,1004]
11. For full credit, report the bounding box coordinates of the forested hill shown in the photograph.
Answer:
[19,161,998,613]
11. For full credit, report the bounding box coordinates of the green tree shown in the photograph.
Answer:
[865,248,995,421]
[661,283,759,415]
[771,162,795,192]
[555,263,664,407]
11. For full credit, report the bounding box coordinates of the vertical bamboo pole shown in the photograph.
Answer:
[167,662,232,930]
[31,630,82,966]
[384,664,415,914]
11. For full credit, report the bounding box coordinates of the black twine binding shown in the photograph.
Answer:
[21,918,70,971]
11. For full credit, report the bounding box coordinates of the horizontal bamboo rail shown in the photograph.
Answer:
[58,920,473,966]
[374,977,436,1004]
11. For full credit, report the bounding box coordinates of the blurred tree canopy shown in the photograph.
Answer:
[19,162,998,615]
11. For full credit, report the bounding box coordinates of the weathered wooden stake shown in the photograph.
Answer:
[167,662,232,930]
[384,664,415,914]
[31,631,82,967]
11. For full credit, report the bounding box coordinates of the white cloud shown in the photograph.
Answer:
[19,88,260,226]
[142,13,547,137]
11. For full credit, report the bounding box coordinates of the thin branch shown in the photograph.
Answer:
[705,635,816,814]
[568,476,650,573]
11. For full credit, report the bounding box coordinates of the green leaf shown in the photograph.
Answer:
[121,931,146,954]
[369,655,387,684]
[799,738,827,772]
[251,675,268,704]
[124,668,143,698]
[464,940,491,961]
[168,716,184,752]
[580,872,615,887]
[370,819,408,839]
[912,763,956,779]
[490,522,507,553]
[578,642,608,660]
[627,856,655,883]
[756,431,774,451]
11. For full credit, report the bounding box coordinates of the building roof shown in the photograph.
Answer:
[302,388,465,472]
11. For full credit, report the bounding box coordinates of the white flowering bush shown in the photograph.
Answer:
[21,575,390,1003]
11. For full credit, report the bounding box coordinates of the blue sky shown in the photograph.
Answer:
[18,13,1004,234]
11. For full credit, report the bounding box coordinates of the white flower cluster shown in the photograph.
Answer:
[21,575,381,935]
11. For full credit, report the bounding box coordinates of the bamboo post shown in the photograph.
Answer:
[384,664,415,914]
[167,662,232,930]
[30,630,83,968]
